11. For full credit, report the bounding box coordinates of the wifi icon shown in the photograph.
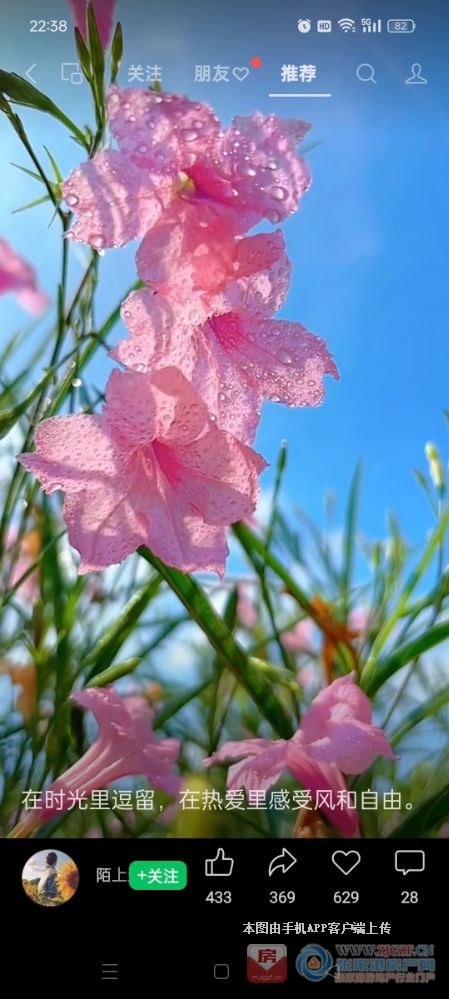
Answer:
[338,18,356,32]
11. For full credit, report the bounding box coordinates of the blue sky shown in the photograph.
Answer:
[1,0,448,556]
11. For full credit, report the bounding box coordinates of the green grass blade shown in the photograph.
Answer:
[138,546,294,738]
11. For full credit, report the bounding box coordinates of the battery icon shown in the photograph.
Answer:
[387,19,416,33]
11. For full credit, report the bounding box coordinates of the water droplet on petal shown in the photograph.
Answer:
[181,128,198,141]
[239,163,256,177]
[138,144,148,153]
[266,160,278,170]
[66,194,78,207]
[277,349,293,365]
[271,186,287,201]
[91,234,105,249]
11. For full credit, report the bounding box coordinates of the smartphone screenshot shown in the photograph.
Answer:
[0,0,447,986]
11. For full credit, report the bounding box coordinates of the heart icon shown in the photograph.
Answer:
[331,850,361,875]
[232,66,249,82]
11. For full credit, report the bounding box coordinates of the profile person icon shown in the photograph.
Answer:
[405,63,427,84]
[38,852,59,902]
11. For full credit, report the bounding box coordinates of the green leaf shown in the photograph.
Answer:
[363,619,449,696]
[44,146,63,186]
[389,685,449,746]
[87,2,105,78]
[87,658,143,687]
[12,194,52,215]
[0,369,53,438]
[341,460,363,618]
[233,521,315,619]
[0,70,88,147]
[388,783,449,837]
[138,545,294,738]
[11,162,44,184]
[74,26,92,81]
[362,505,449,686]
[81,572,162,680]
[110,22,123,84]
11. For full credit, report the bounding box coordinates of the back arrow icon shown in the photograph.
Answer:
[268,848,297,876]
[26,64,37,84]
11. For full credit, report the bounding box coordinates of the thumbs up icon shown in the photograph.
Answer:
[205,848,234,876]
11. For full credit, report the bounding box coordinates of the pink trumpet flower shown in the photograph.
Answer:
[204,674,397,837]
[11,685,181,836]
[18,367,266,575]
[62,88,311,247]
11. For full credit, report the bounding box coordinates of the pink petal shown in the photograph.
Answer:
[162,428,267,524]
[188,112,311,227]
[63,151,167,247]
[310,720,397,774]
[211,313,339,408]
[126,449,230,573]
[301,674,372,743]
[135,202,290,318]
[0,238,48,315]
[287,736,360,836]
[64,483,148,574]
[114,293,251,439]
[107,88,221,173]
[67,0,116,48]
[281,619,314,652]
[17,414,118,494]
[104,367,209,448]
[204,738,288,793]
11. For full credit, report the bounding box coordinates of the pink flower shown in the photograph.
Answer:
[237,584,258,629]
[281,618,315,653]
[67,0,116,49]
[17,366,266,575]
[204,674,397,837]
[63,89,311,247]
[13,686,181,836]
[114,290,337,443]
[0,238,48,315]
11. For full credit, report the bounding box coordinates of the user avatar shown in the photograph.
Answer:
[22,849,79,906]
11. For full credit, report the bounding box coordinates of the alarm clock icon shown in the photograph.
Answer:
[297,18,312,33]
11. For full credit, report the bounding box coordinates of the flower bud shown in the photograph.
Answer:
[425,442,444,492]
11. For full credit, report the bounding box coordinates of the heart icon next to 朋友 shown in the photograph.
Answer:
[232,66,250,82]
[331,850,361,875]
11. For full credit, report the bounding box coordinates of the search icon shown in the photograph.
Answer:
[356,63,377,84]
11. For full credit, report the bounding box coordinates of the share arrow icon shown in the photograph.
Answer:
[268,848,297,876]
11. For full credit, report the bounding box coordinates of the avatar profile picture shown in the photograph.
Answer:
[295,943,333,981]
[22,850,79,907]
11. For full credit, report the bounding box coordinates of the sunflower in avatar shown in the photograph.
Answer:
[55,860,79,901]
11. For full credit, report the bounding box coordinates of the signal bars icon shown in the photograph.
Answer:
[338,18,356,33]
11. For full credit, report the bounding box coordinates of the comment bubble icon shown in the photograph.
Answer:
[394,849,425,876]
